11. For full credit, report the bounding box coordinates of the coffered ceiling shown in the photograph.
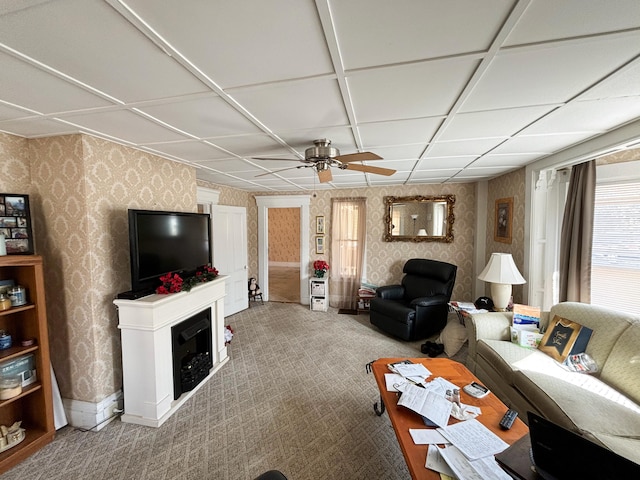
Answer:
[1,0,640,192]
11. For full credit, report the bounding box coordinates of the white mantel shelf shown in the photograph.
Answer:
[114,276,228,427]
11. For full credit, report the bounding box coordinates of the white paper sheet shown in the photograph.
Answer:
[409,428,450,445]
[425,446,456,477]
[384,373,407,392]
[438,419,509,460]
[438,445,512,480]
[392,363,432,380]
[397,384,453,428]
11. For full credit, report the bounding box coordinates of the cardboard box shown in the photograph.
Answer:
[510,327,543,348]
[0,353,37,387]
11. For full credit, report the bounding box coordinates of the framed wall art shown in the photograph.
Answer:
[494,197,513,244]
[0,193,34,254]
[316,215,325,234]
[315,236,325,254]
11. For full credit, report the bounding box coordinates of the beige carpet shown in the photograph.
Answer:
[2,303,466,480]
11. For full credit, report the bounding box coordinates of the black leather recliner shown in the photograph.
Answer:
[370,259,457,341]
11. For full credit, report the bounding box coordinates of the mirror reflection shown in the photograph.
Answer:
[384,195,455,242]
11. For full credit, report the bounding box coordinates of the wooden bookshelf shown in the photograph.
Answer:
[0,256,54,474]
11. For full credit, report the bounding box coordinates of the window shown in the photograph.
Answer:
[591,181,640,314]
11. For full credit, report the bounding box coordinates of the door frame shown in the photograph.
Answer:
[255,195,311,304]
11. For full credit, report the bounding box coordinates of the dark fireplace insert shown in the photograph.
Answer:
[171,308,213,400]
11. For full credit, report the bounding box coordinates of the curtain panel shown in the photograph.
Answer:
[559,160,596,303]
[330,197,366,309]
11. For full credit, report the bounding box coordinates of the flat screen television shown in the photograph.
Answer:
[127,209,212,295]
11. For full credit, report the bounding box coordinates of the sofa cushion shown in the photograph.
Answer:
[599,321,640,405]
[586,432,640,466]
[549,302,638,369]
[476,339,548,383]
[514,367,640,438]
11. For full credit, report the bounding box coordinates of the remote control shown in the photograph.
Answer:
[499,409,518,430]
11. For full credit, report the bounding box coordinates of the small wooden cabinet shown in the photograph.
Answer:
[309,277,329,312]
[0,256,54,474]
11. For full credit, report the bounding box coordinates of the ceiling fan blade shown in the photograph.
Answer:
[317,168,333,183]
[345,163,396,176]
[335,152,383,163]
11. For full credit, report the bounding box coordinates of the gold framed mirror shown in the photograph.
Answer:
[384,195,455,242]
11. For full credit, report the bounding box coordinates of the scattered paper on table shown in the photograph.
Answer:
[393,362,431,380]
[384,373,407,392]
[409,428,450,445]
[397,384,453,428]
[425,446,456,477]
[438,445,512,480]
[438,419,509,460]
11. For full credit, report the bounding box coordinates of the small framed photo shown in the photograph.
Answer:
[315,236,325,254]
[494,197,513,244]
[0,194,34,254]
[316,215,325,234]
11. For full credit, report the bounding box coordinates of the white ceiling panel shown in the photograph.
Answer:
[461,33,640,112]
[138,95,261,139]
[230,78,348,131]
[0,0,208,102]
[439,105,559,141]
[123,0,333,89]
[59,110,188,144]
[358,118,444,147]
[0,1,639,190]
[0,52,112,114]
[0,117,77,137]
[428,138,507,157]
[521,98,640,135]
[504,0,640,46]
[348,58,480,123]
[332,0,513,70]
[142,140,230,161]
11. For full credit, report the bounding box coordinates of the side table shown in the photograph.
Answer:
[356,294,374,314]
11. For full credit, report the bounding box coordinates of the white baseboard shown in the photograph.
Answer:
[63,390,124,432]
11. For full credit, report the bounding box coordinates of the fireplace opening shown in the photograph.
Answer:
[171,308,213,400]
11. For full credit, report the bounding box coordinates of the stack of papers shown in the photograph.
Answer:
[426,420,512,479]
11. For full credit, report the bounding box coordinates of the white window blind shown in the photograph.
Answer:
[591,182,640,314]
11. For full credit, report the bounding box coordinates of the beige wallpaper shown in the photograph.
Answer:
[1,129,524,407]
[29,134,196,402]
[484,168,527,303]
[268,208,300,263]
[0,133,32,196]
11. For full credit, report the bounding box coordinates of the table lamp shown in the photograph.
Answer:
[417,228,427,236]
[477,253,526,311]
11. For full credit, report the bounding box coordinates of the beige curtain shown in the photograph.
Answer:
[559,160,596,303]
[330,197,366,309]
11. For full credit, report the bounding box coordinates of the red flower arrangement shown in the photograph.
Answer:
[313,260,330,278]
[155,265,219,294]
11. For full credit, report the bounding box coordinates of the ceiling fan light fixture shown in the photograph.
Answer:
[305,139,340,160]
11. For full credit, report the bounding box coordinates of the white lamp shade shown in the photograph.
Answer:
[417,229,427,236]
[478,253,526,284]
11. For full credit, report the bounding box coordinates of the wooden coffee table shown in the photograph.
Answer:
[370,358,528,480]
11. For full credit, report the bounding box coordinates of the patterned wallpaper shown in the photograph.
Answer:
[1,129,522,406]
[28,134,196,402]
[484,168,527,303]
[306,184,476,301]
[268,208,300,263]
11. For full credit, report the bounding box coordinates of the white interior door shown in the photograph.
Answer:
[211,205,248,316]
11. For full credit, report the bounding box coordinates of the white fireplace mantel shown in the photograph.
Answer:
[114,276,228,427]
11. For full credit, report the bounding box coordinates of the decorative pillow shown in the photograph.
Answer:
[538,315,593,363]
[438,314,468,357]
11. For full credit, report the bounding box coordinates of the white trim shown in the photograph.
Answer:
[255,195,311,304]
[63,390,123,432]
[196,186,220,206]
[473,181,488,300]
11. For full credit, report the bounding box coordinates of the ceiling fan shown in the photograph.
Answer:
[253,138,396,183]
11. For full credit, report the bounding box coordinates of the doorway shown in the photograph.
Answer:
[268,208,301,303]
[255,195,311,305]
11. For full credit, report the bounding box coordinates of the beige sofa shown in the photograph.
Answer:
[465,301,640,465]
